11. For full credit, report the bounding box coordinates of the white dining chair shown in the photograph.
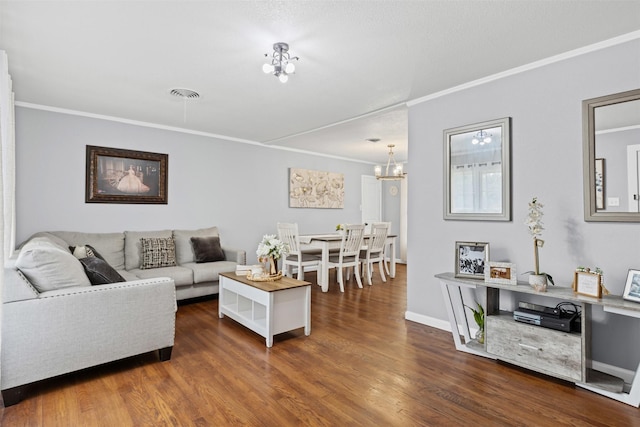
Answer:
[326,224,365,292]
[359,222,388,285]
[379,221,392,276]
[277,222,321,282]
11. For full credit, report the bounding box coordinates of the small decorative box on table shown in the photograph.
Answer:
[218,272,311,347]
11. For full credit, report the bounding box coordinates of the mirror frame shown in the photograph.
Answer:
[583,88,640,222]
[444,117,512,221]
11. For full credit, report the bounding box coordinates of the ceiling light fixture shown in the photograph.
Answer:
[374,144,406,180]
[471,130,492,145]
[263,42,299,83]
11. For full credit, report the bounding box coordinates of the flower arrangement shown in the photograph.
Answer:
[524,197,554,286]
[256,234,288,261]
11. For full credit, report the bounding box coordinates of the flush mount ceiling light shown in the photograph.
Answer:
[262,42,299,83]
[374,144,406,180]
[471,130,492,145]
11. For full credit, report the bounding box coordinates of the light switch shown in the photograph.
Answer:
[608,197,620,207]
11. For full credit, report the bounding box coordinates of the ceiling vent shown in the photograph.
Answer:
[169,88,200,99]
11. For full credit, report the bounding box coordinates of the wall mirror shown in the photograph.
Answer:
[444,117,511,221]
[583,88,640,222]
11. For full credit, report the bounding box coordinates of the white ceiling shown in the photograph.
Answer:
[2,1,640,165]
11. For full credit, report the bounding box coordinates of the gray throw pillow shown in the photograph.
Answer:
[190,236,225,263]
[79,256,126,285]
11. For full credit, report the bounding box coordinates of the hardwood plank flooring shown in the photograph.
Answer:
[2,265,639,426]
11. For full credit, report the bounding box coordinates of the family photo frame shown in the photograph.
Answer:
[623,269,640,303]
[485,261,517,285]
[85,145,168,204]
[454,241,489,279]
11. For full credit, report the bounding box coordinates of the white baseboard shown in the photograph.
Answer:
[405,311,451,332]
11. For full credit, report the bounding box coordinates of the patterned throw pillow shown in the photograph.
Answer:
[140,237,177,269]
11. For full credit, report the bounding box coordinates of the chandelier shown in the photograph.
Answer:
[471,130,492,145]
[374,144,406,180]
[262,42,299,83]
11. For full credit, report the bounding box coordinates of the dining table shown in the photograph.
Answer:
[298,233,397,292]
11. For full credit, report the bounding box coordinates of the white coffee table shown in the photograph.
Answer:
[218,272,311,347]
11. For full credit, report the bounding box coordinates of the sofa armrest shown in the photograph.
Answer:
[1,277,176,391]
[222,247,246,265]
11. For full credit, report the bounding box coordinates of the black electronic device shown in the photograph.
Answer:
[513,309,579,332]
[518,301,561,317]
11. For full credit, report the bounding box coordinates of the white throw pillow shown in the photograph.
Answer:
[16,242,91,292]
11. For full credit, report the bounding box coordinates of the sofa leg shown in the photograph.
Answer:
[158,346,173,361]
[2,385,27,407]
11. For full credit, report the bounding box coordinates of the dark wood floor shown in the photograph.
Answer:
[2,264,639,426]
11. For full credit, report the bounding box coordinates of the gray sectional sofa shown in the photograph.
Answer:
[1,226,246,406]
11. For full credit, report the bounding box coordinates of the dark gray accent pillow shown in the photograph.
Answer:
[79,256,126,285]
[190,236,225,263]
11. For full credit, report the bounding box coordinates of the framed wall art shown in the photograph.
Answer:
[289,168,344,209]
[455,241,489,279]
[485,261,517,285]
[85,145,168,204]
[623,269,640,303]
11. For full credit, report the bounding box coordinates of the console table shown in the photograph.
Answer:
[436,272,640,407]
[219,273,311,347]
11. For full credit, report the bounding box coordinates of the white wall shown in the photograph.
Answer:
[407,39,640,370]
[15,107,376,265]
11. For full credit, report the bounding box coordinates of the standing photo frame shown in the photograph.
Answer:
[623,269,640,303]
[573,270,602,298]
[86,145,168,204]
[485,261,517,285]
[455,241,489,279]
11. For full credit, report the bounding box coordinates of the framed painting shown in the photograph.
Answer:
[455,241,489,279]
[85,145,168,204]
[289,168,344,208]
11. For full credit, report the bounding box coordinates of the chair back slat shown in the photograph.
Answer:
[277,222,300,255]
[341,224,365,258]
[368,223,388,254]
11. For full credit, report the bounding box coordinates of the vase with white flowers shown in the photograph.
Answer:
[256,234,289,276]
[524,197,554,291]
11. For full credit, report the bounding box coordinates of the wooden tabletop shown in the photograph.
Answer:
[220,272,311,292]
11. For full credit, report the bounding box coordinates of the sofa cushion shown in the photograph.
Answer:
[181,261,238,284]
[15,240,91,292]
[79,256,126,285]
[128,266,194,286]
[140,237,177,269]
[191,236,225,263]
[124,230,172,270]
[173,226,219,265]
[19,232,70,251]
[51,231,126,270]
